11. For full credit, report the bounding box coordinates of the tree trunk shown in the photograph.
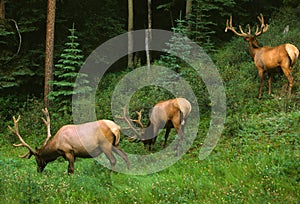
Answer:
[145,0,152,69]
[44,0,56,107]
[186,0,193,33]
[127,0,134,68]
[0,0,5,19]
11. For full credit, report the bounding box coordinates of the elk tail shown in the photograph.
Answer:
[111,127,121,146]
[285,43,299,66]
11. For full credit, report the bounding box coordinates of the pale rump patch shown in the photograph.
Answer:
[285,43,299,65]
[101,120,121,145]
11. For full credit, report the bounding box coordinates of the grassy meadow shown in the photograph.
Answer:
[0,94,299,203]
[1,9,300,204]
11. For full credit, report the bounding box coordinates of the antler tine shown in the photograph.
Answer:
[238,25,248,35]
[257,13,264,25]
[119,106,143,137]
[8,115,36,157]
[246,24,251,34]
[18,151,31,158]
[41,108,51,147]
[224,16,231,32]
[131,109,144,128]
[254,13,269,36]
[225,15,251,37]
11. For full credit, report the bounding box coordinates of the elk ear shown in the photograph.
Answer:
[244,37,250,41]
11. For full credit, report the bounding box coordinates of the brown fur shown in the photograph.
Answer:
[137,98,191,151]
[246,39,299,98]
[225,14,299,98]
[11,117,129,174]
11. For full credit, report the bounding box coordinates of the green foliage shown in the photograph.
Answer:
[157,18,192,72]
[156,18,210,114]
[67,0,126,54]
[213,6,300,137]
[48,24,91,114]
[282,0,300,7]
[95,70,175,122]
[0,0,46,93]
[187,0,235,50]
[1,3,300,204]
[0,111,299,203]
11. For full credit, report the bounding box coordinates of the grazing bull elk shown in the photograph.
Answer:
[121,98,191,151]
[225,14,299,99]
[9,108,130,174]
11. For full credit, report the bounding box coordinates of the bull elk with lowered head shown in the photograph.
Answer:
[120,98,191,151]
[225,14,299,99]
[9,108,130,174]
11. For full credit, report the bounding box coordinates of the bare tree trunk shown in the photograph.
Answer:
[44,0,56,107]
[0,0,5,19]
[186,0,193,18]
[145,0,152,69]
[186,0,193,33]
[127,0,134,68]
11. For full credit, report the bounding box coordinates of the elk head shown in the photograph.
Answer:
[8,108,51,172]
[225,14,269,57]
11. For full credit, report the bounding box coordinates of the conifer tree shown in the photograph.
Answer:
[48,24,91,113]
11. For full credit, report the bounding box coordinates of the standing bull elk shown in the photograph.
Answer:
[225,14,299,99]
[120,98,191,151]
[8,108,130,174]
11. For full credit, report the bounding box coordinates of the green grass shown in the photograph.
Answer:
[1,110,299,203]
[1,8,300,202]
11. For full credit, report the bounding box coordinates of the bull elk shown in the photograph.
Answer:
[8,108,130,174]
[120,98,191,151]
[225,14,299,99]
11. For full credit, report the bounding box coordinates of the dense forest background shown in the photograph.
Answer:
[1,0,299,97]
[0,1,300,203]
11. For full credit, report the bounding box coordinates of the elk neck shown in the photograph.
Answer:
[142,122,155,140]
[247,40,261,60]
[37,139,61,162]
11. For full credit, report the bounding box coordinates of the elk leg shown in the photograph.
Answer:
[65,152,75,174]
[149,126,159,151]
[173,123,184,155]
[267,72,272,95]
[102,146,117,171]
[175,127,184,156]
[257,69,264,99]
[282,68,293,97]
[112,146,130,169]
[163,127,171,148]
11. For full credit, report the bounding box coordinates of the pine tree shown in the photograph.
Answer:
[157,18,192,72]
[48,24,91,113]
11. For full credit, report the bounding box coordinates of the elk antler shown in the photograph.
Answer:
[254,13,269,37]
[41,108,51,147]
[116,107,144,138]
[225,16,251,37]
[131,109,144,129]
[225,14,269,38]
[8,115,36,158]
